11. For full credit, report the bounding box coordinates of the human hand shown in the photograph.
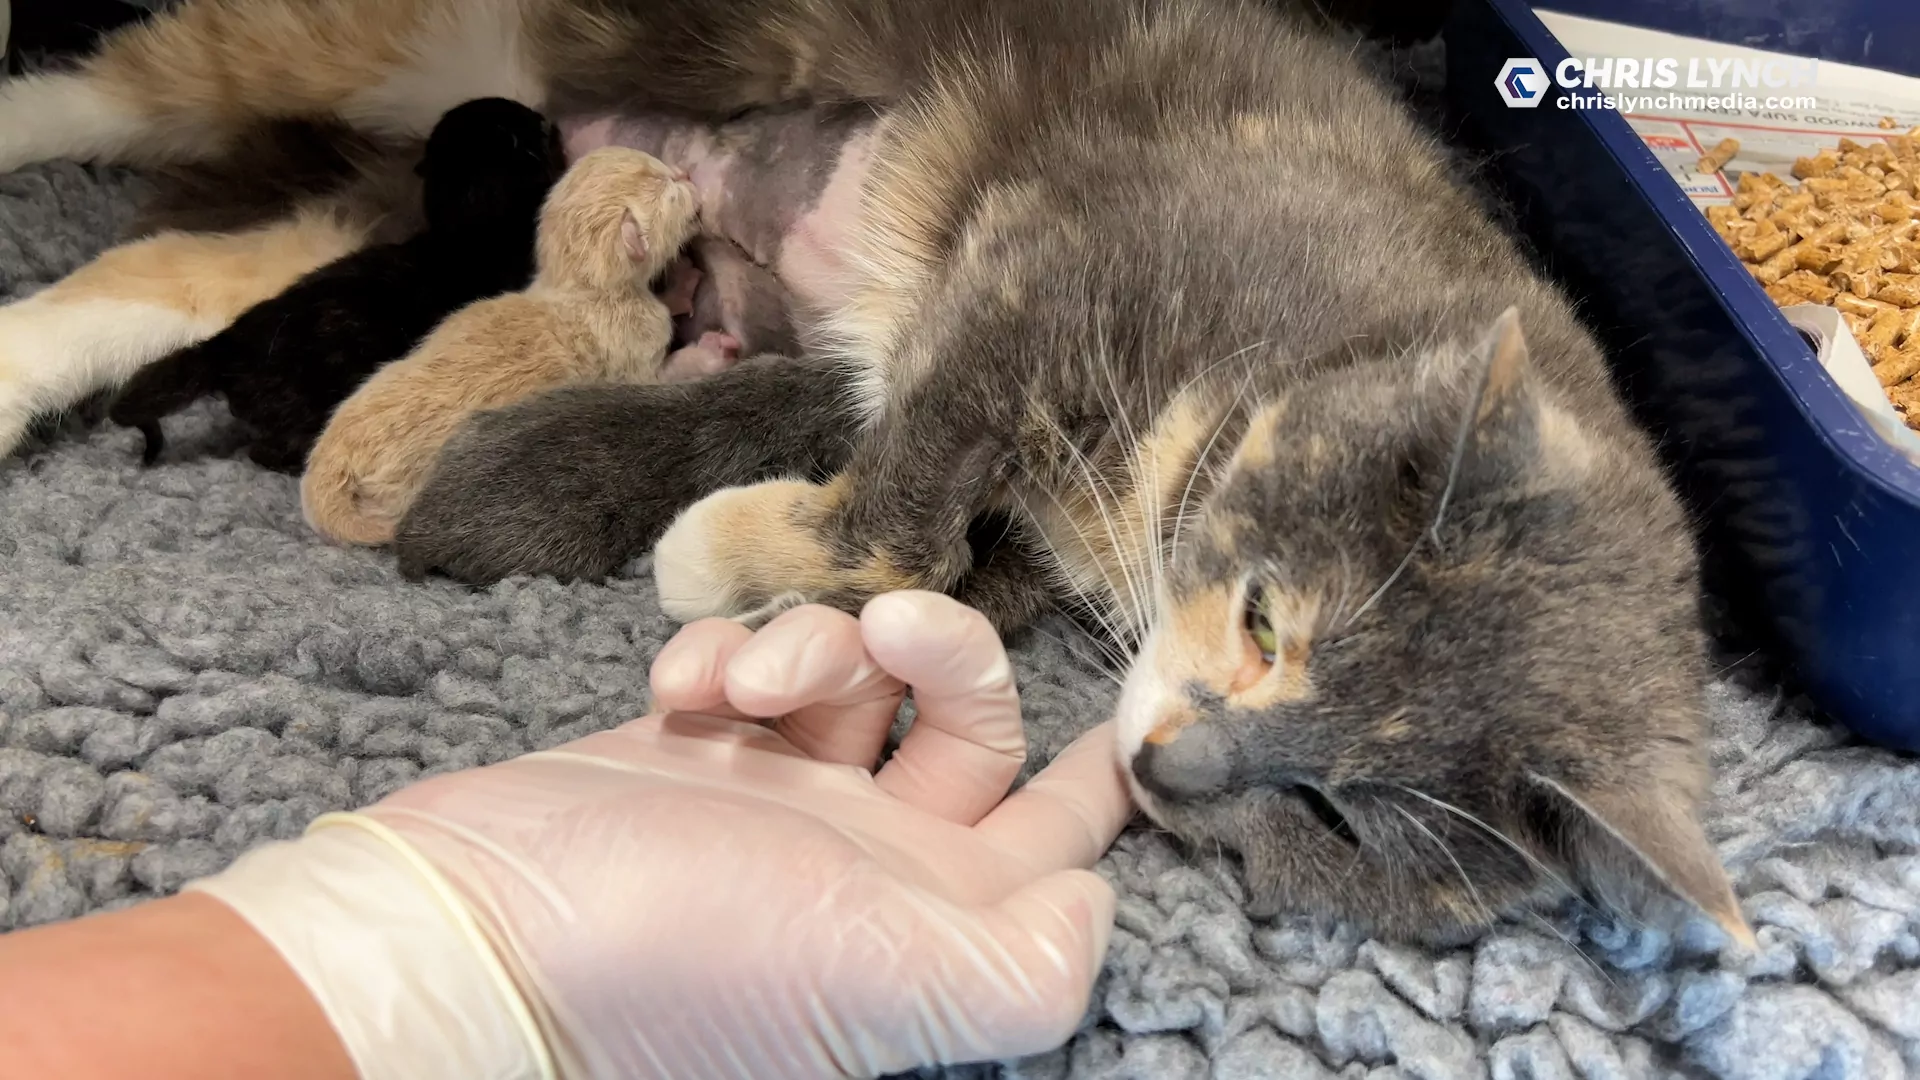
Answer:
[189,591,1135,1080]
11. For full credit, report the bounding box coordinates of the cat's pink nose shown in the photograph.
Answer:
[671,167,691,182]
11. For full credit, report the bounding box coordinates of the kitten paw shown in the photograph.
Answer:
[660,331,741,383]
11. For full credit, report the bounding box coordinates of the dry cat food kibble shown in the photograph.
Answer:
[1696,137,1740,174]
[1705,129,1920,430]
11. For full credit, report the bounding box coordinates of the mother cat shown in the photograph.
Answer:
[0,0,1752,945]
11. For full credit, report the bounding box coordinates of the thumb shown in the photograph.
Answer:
[948,870,1118,1060]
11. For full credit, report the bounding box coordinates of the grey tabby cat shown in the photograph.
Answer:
[0,0,1750,945]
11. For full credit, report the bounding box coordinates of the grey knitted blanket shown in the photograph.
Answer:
[3,147,1919,1080]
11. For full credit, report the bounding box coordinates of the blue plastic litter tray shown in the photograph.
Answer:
[1440,0,1920,749]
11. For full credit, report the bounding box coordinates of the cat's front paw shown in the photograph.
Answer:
[652,475,932,624]
[393,392,671,584]
[652,479,838,622]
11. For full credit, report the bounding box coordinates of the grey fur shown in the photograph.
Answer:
[394,354,858,583]
[2,154,1919,1080]
[391,0,1722,941]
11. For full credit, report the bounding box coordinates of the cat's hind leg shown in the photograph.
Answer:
[0,0,538,173]
[0,213,366,458]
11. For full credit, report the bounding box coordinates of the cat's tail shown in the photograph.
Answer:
[107,337,231,466]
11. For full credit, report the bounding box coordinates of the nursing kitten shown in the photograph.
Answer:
[0,113,435,461]
[0,0,1748,945]
[299,146,709,545]
[107,97,566,471]
[678,234,798,359]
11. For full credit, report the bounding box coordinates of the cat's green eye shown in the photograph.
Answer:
[1244,587,1278,664]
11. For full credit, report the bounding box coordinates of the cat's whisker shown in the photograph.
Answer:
[1130,413,1173,632]
[1325,561,1356,633]
[1030,621,1127,687]
[1393,785,1576,900]
[1167,359,1260,569]
[1056,467,1144,640]
[1524,909,1620,989]
[1424,334,1492,549]
[1037,404,1154,641]
[1341,539,1418,633]
[1008,475,1140,652]
[1076,309,1159,641]
[1392,803,1494,929]
[1341,333,1499,635]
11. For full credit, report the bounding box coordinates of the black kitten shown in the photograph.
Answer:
[108,96,567,472]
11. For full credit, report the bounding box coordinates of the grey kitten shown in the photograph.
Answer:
[2,0,1747,945]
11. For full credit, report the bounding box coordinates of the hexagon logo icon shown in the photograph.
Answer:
[1495,58,1550,108]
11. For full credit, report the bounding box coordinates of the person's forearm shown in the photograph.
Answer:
[0,892,357,1080]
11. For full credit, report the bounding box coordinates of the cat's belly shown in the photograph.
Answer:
[562,105,881,345]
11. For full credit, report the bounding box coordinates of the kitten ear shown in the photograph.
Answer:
[621,211,649,265]
[1528,770,1756,950]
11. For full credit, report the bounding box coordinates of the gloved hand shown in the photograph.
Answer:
[187,591,1134,1080]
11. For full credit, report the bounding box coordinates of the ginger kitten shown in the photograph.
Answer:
[298,145,707,545]
[106,97,566,470]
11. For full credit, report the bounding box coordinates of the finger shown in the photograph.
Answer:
[974,721,1135,874]
[863,591,1026,825]
[559,708,814,765]
[723,604,905,767]
[647,618,756,721]
[887,869,1116,1068]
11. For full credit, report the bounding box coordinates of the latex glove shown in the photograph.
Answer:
[187,591,1134,1080]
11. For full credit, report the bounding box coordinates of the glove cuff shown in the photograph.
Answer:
[185,812,556,1080]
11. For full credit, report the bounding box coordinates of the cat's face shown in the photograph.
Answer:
[420,97,568,234]
[1114,310,1749,945]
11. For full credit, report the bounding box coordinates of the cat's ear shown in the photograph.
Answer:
[621,211,649,265]
[1528,770,1756,949]
[1465,305,1533,432]
[1423,306,1542,500]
